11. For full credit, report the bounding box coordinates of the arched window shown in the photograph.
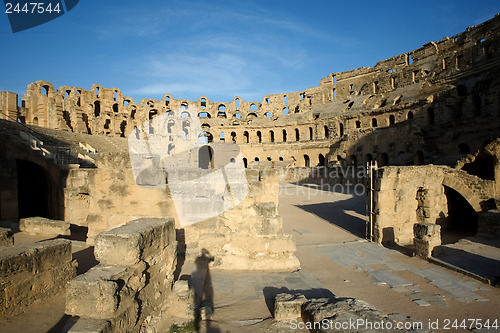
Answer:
[254,157,259,161]
[217,111,227,118]
[243,158,248,168]
[309,127,313,140]
[200,98,206,108]
[279,157,284,161]
[257,131,262,143]
[407,111,414,120]
[427,108,435,124]
[94,101,101,117]
[235,98,240,109]
[230,132,237,143]
[250,104,257,111]
[372,118,378,127]
[295,128,300,141]
[389,115,395,125]
[324,125,329,138]
[243,131,249,143]
[113,103,119,113]
[339,123,344,136]
[220,132,225,141]
[167,119,175,133]
[265,112,273,117]
[234,112,242,119]
[355,120,361,128]
[270,130,275,143]
[283,129,287,142]
[218,104,226,111]
[181,111,190,118]
[165,96,170,106]
[379,152,389,166]
[283,107,289,115]
[318,154,325,166]
[304,154,310,167]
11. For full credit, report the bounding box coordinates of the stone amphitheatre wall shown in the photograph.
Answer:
[2,14,500,170]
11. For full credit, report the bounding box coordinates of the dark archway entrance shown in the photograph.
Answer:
[16,160,51,219]
[442,185,478,244]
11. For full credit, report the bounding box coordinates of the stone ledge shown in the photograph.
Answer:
[19,217,70,236]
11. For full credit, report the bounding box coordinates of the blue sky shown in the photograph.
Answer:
[1,0,500,105]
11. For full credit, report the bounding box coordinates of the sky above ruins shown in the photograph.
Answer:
[1,0,500,105]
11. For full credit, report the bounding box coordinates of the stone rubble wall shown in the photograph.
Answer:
[0,239,77,317]
[183,169,300,271]
[65,218,177,333]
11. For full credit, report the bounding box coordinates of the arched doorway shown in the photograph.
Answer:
[442,185,478,244]
[16,160,51,219]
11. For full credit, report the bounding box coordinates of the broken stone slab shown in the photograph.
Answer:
[94,217,175,266]
[274,293,307,320]
[0,228,13,249]
[19,217,70,236]
[302,297,397,333]
[62,317,111,333]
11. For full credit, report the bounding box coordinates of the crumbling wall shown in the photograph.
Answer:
[371,165,495,244]
[183,169,300,271]
[65,218,177,333]
[0,239,77,317]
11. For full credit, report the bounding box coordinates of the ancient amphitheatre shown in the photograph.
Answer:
[0,12,500,333]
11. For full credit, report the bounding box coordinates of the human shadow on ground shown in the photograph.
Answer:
[262,286,335,317]
[192,248,221,333]
[295,195,367,238]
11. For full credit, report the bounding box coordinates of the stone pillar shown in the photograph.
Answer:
[413,222,441,258]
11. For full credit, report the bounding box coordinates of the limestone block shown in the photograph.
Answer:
[413,222,441,258]
[259,216,283,235]
[0,238,72,276]
[478,210,500,236]
[0,228,13,249]
[413,222,441,239]
[19,217,70,236]
[254,202,277,218]
[230,234,267,253]
[267,235,296,254]
[274,293,307,320]
[94,218,175,266]
[66,266,130,319]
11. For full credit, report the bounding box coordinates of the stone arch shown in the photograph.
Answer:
[442,174,483,212]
